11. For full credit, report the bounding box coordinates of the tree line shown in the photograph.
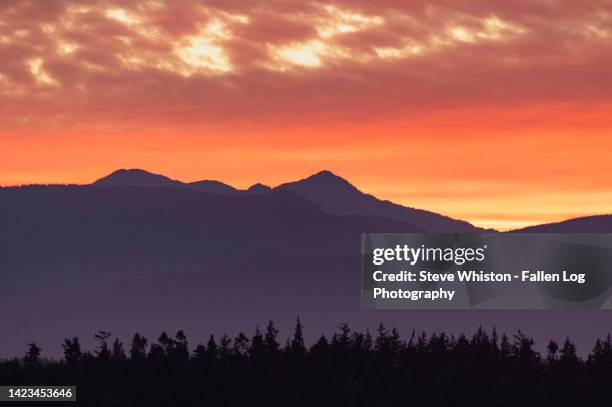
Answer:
[2,320,612,406]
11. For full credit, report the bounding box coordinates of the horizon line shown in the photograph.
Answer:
[1,167,610,232]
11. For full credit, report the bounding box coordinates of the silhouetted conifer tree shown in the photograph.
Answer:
[148,343,165,363]
[233,333,250,357]
[499,333,511,360]
[192,344,207,366]
[173,330,189,364]
[374,323,387,353]
[206,335,218,363]
[250,327,265,362]
[24,343,41,364]
[130,333,148,361]
[62,337,81,366]
[290,317,306,358]
[94,331,112,361]
[559,337,580,373]
[111,338,126,362]
[158,331,174,355]
[309,335,330,361]
[219,334,231,364]
[547,340,559,364]
[264,320,280,353]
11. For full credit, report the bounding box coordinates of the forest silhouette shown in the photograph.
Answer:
[2,320,612,406]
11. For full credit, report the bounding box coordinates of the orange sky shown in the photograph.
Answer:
[1,0,612,230]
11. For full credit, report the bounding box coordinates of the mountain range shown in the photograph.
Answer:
[93,168,612,232]
[93,168,480,232]
[0,168,610,357]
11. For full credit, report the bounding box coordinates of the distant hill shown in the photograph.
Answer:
[93,168,182,187]
[248,183,272,193]
[512,215,612,232]
[276,170,480,232]
[94,169,238,193]
[188,180,239,194]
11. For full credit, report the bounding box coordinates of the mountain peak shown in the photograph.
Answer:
[310,169,343,180]
[248,183,272,193]
[312,169,336,177]
[296,170,356,190]
[276,169,480,232]
[275,169,359,198]
[93,169,181,187]
[110,168,150,177]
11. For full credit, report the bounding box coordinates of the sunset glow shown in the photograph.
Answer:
[1,0,612,230]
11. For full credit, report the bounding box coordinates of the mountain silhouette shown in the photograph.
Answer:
[188,180,239,194]
[248,183,272,193]
[91,169,611,234]
[95,169,240,194]
[93,168,182,187]
[512,214,612,232]
[91,168,480,232]
[276,170,479,232]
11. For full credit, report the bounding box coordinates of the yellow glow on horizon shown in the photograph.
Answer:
[470,219,540,231]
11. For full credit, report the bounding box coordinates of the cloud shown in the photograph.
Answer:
[1,0,611,132]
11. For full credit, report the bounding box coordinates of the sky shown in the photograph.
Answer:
[1,0,611,230]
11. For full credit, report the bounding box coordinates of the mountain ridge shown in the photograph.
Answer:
[275,169,480,232]
[93,168,182,187]
[90,168,482,232]
[44,168,612,233]
[510,214,612,232]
